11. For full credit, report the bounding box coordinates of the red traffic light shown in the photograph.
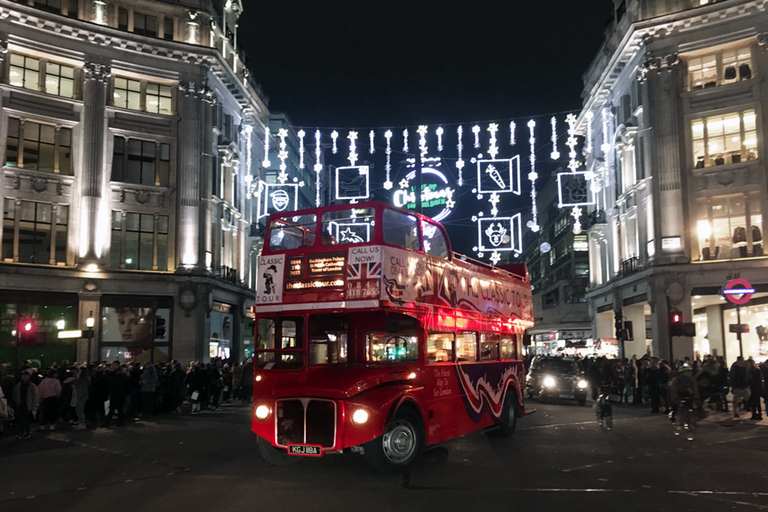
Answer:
[671,312,682,324]
[22,320,33,332]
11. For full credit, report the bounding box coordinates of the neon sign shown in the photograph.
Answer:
[392,167,455,222]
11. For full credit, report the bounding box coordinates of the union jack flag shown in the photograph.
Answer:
[347,261,382,280]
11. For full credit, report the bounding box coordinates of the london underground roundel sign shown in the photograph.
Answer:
[722,278,755,305]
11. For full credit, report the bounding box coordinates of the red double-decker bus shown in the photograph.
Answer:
[252,201,533,472]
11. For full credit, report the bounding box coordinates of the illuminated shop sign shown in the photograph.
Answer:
[308,253,346,275]
[287,256,303,278]
[286,279,345,290]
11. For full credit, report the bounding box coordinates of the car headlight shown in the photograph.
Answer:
[543,375,556,388]
[351,408,369,425]
[577,379,588,389]
[254,404,271,421]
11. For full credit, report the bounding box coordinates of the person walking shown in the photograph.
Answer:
[70,365,90,429]
[139,363,158,417]
[12,369,39,439]
[104,361,128,427]
[730,356,750,418]
[746,358,764,420]
[38,369,62,430]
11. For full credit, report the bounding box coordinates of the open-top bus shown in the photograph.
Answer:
[252,201,533,472]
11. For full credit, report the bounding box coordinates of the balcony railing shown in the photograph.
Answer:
[214,265,239,284]
[619,256,639,277]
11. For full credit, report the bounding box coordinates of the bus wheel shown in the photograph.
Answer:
[257,436,299,466]
[491,394,518,437]
[364,409,424,474]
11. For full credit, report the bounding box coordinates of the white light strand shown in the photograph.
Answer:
[403,128,409,153]
[347,130,358,166]
[571,206,583,234]
[456,126,465,186]
[331,130,339,154]
[277,128,289,183]
[417,125,428,158]
[566,113,580,172]
[509,121,516,146]
[244,125,255,198]
[488,123,499,158]
[585,111,594,154]
[297,129,305,169]
[550,117,560,160]
[314,130,322,207]
[527,119,539,233]
[262,128,271,168]
[436,126,444,152]
[601,107,612,154]
[314,130,322,172]
[472,125,481,149]
[384,130,393,190]
[369,130,375,154]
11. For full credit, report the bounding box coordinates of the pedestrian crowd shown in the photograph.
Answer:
[580,353,768,420]
[0,357,255,440]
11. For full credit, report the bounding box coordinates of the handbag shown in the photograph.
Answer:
[190,391,199,401]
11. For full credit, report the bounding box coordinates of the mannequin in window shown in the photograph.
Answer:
[733,226,747,257]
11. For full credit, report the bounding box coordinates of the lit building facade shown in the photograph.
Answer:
[579,0,768,362]
[0,0,275,367]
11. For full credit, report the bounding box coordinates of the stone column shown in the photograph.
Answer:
[80,61,111,266]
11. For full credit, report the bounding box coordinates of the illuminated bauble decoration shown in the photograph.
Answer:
[540,242,551,254]
[393,167,455,222]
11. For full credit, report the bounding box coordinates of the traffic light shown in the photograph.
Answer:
[155,316,167,339]
[18,318,37,346]
[669,309,683,337]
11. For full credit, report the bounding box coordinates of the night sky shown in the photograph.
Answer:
[240,1,615,129]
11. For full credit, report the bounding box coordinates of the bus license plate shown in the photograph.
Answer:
[288,444,322,457]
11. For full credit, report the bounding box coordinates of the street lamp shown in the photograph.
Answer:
[85,311,95,363]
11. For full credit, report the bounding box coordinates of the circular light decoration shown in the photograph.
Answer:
[540,242,551,254]
[393,167,456,222]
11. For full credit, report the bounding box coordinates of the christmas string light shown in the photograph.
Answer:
[585,111,594,154]
[347,130,358,165]
[314,130,322,172]
[262,127,271,168]
[403,128,409,153]
[383,130,393,190]
[456,126,465,186]
[472,125,481,149]
[550,117,560,160]
[488,123,499,158]
[298,129,305,169]
[331,130,339,154]
[369,130,375,154]
[565,112,585,234]
[277,128,289,183]
[243,125,255,198]
[314,130,322,206]
[417,125,428,157]
[527,119,539,233]
[436,126,444,152]
[509,121,516,146]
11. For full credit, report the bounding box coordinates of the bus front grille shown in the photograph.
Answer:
[276,399,336,448]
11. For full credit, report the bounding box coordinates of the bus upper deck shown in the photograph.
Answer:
[256,200,533,327]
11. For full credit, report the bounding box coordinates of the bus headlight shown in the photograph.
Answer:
[255,404,271,421]
[577,379,588,389]
[542,376,556,388]
[351,408,369,425]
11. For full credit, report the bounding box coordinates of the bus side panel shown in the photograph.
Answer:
[451,360,526,437]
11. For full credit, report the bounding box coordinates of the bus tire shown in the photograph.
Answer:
[257,436,299,466]
[491,394,518,437]
[364,408,424,474]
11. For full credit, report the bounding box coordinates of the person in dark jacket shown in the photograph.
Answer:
[746,358,764,420]
[104,361,128,427]
[730,356,750,418]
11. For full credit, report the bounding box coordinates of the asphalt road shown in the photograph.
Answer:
[2,398,767,512]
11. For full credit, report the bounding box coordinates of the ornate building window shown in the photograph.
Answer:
[2,199,68,265]
[9,53,75,98]
[110,211,168,271]
[687,45,752,90]
[5,118,72,174]
[111,136,170,186]
[691,109,757,169]
[113,77,173,115]
[133,12,158,37]
[696,192,762,260]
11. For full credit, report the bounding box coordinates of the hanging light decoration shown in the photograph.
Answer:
[383,129,393,190]
[331,130,339,154]
[456,125,465,186]
[550,116,560,160]
[347,130,358,165]
[509,121,516,146]
[488,123,499,158]
[297,129,305,170]
[369,130,375,154]
[436,126,444,152]
[527,119,540,233]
